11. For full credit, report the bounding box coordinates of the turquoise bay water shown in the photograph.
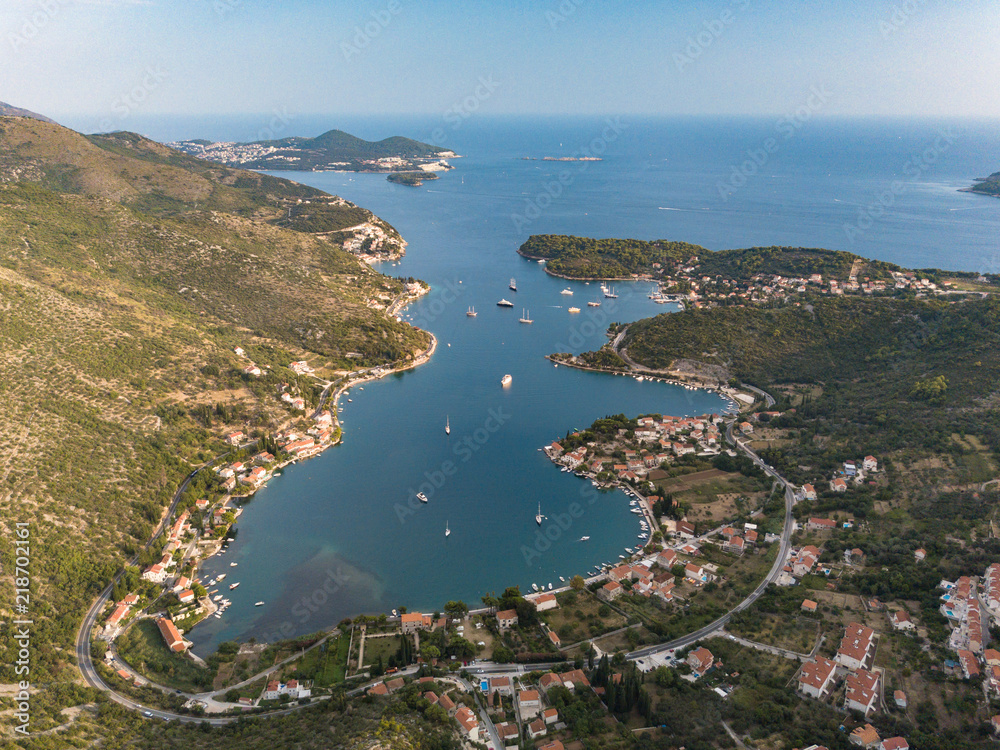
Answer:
[189,117,1000,654]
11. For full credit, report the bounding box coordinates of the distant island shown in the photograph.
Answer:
[168,128,457,173]
[516,234,1000,290]
[387,171,440,187]
[521,156,603,162]
[964,170,1000,197]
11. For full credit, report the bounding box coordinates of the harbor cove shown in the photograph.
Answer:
[187,116,1000,656]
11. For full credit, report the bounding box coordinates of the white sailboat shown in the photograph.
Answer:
[466,306,477,317]
[519,308,533,324]
[535,501,544,525]
[509,278,517,291]
[604,286,618,298]
[445,521,451,537]
[445,416,450,435]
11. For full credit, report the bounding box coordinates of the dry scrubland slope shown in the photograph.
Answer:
[0,116,428,689]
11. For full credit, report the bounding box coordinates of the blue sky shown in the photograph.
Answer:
[2,0,999,125]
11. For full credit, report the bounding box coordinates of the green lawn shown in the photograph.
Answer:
[541,590,627,643]
[294,635,349,687]
[362,634,401,669]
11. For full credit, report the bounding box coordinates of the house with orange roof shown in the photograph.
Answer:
[889,609,914,631]
[455,706,479,742]
[687,646,714,677]
[599,580,623,601]
[836,623,876,670]
[527,718,546,739]
[496,609,518,630]
[533,592,558,611]
[401,612,431,634]
[154,617,186,653]
[517,689,541,719]
[849,722,880,748]
[845,669,880,716]
[438,692,456,713]
[958,649,980,679]
[798,656,837,699]
[801,599,818,613]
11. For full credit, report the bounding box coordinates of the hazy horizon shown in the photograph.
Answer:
[3,0,999,129]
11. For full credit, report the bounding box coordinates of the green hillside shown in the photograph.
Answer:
[0,116,429,701]
[618,295,1000,468]
[169,127,451,171]
[517,234,706,278]
[518,234,899,281]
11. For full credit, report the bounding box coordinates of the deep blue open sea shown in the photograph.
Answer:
[96,114,1000,654]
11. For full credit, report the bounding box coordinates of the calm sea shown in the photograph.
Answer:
[105,115,999,654]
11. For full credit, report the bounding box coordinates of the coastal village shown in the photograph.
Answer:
[596,256,981,310]
[91,368,1000,748]
[87,339,1000,750]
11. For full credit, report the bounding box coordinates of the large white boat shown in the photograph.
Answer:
[445,416,450,435]
[229,582,240,590]
[588,300,601,307]
[217,574,226,581]
[445,521,451,537]
[568,307,580,313]
[560,288,573,295]
[417,492,428,503]
[501,374,512,386]
[497,298,514,307]
[580,536,590,541]
[255,601,265,607]
[519,309,533,324]
[604,286,618,298]
[466,306,477,317]
[509,278,517,291]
